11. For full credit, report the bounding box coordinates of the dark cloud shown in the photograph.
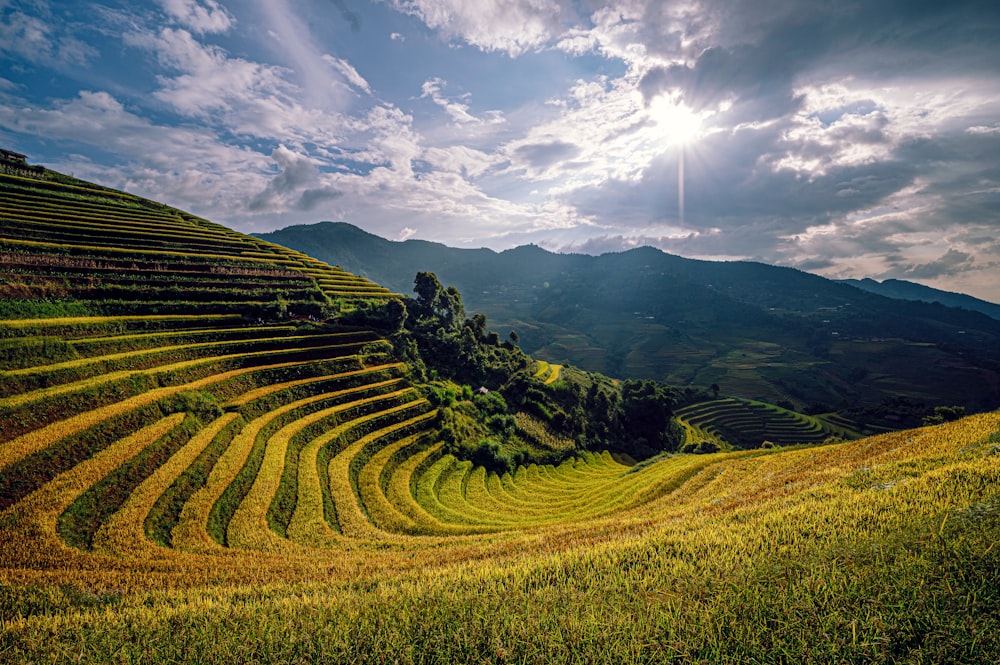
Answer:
[639,0,1000,124]
[570,119,914,236]
[565,0,1000,297]
[512,141,581,170]
[248,147,322,212]
[890,248,976,280]
[295,187,342,211]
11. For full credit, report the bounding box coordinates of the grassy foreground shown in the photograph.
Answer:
[2,412,998,664]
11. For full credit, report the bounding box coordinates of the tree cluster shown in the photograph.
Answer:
[352,272,685,465]
[390,272,530,388]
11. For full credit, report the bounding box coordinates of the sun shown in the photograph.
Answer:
[649,95,704,147]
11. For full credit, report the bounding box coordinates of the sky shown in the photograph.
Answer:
[2,0,999,302]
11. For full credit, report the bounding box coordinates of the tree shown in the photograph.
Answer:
[413,272,443,314]
[411,272,464,333]
[620,379,683,455]
[922,405,966,426]
[509,330,519,345]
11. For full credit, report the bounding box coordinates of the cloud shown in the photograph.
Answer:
[122,24,356,150]
[0,89,272,216]
[0,2,97,66]
[249,145,328,212]
[891,248,976,280]
[125,27,286,118]
[322,54,372,95]
[419,77,504,127]
[421,77,476,124]
[967,123,1000,136]
[5,0,1000,304]
[256,0,366,111]
[158,0,234,34]
[422,145,496,179]
[390,0,572,55]
[513,141,580,170]
[557,233,691,256]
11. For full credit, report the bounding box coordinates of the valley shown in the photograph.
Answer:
[260,222,1000,430]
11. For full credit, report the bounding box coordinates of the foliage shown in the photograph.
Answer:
[923,405,967,426]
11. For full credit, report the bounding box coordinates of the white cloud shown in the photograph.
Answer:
[157,0,234,34]
[390,0,570,56]
[0,5,97,66]
[423,145,496,178]
[0,89,271,218]
[967,123,1000,135]
[322,54,372,95]
[122,26,352,150]
[499,75,697,188]
[125,27,282,117]
[256,0,361,111]
[420,78,477,124]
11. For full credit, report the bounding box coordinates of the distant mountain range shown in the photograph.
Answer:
[258,222,1000,425]
[839,278,1000,321]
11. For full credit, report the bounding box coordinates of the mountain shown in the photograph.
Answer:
[840,277,1000,321]
[259,222,1000,424]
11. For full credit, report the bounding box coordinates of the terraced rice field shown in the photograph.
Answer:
[676,396,856,448]
[0,173,396,308]
[3,359,998,664]
[0,308,767,590]
[3,311,996,584]
[3,169,999,662]
[533,359,562,384]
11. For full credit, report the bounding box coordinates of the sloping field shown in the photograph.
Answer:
[676,396,859,448]
[532,359,562,384]
[0,173,395,309]
[2,169,998,662]
[2,396,998,662]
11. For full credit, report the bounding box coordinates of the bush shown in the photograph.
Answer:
[469,439,512,475]
[682,440,721,454]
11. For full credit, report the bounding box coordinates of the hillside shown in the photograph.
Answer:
[841,277,1000,320]
[259,222,1000,427]
[2,164,999,663]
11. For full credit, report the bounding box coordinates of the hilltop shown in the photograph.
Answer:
[840,277,1000,321]
[259,221,1000,429]
[2,161,999,663]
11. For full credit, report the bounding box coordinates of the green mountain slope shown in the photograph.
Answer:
[259,222,1000,426]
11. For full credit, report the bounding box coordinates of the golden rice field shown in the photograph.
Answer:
[2,318,998,663]
[533,360,562,385]
[2,168,999,663]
